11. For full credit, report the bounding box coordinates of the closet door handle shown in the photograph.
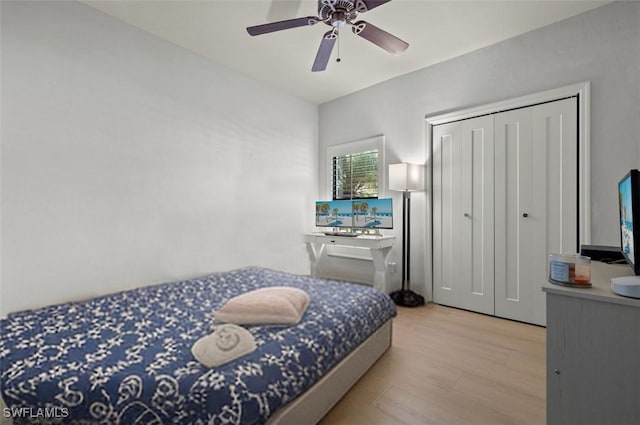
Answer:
[464,213,471,218]
[523,213,529,218]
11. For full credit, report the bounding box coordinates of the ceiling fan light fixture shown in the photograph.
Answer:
[331,10,347,28]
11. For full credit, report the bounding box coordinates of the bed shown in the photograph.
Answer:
[0,267,395,424]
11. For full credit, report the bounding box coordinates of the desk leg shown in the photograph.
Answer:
[370,246,393,293]
[305,242,326,278]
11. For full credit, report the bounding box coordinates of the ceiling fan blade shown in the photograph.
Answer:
[354,0,392,13]
[312,30,338,72]
[351,21,408,54]
[247,16,319,36]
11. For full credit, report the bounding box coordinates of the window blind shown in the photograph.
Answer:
[332,149,379,200]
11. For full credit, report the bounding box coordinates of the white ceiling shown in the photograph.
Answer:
[83,0,608,104]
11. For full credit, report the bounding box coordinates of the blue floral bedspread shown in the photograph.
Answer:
[0,267,396,424]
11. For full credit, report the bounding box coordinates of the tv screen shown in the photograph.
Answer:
[353,198,393,229]
[618,169,640,275]
[315,200,353,228]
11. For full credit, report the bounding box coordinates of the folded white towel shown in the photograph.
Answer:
[191,324,256,368]
[214,286,310,325]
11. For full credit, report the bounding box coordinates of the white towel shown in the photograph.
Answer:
[191,324,256,368]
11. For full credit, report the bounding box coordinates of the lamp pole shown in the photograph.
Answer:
[401,191,409,291]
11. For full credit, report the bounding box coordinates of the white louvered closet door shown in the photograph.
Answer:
[494,98,578,325]
[433,115,494,315]
[433,121,463,308]
[432,97,578,326]
[494,107,535,323]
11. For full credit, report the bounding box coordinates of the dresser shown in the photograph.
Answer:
[543,261,640,425]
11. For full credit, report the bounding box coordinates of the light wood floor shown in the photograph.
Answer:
[319,303,546,425]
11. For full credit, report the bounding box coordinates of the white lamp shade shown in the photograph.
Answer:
[388,163,424,192]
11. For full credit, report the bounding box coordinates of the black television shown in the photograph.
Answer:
[352,198,393,229]
[618,169,640,275]
[315,200,353,228]
[611,169,640,298]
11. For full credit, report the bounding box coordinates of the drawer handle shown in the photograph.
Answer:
[463,213,471,218]
[554,369,560,375]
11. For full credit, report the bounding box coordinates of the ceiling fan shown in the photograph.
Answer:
[247,0,409,72]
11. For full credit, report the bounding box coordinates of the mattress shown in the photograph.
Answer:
[0,267,396,424]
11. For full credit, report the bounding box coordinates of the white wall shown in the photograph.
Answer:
[319,1,640,299]
[0,1,318,316]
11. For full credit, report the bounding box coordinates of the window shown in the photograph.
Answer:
[333,150,379,199]
[327,136,385,201]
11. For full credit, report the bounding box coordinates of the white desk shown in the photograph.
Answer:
[303,233,395,292]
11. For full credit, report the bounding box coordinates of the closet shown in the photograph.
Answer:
[432,97,578,326]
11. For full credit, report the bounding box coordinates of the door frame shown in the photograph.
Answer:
[424,81,591,301]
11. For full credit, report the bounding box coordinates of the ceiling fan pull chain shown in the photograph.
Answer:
[337,30,342,63]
